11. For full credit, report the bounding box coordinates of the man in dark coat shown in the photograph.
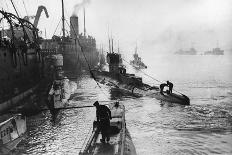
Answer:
[93,101,112,143]
[167,81,173,94]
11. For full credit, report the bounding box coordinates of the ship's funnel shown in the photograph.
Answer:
[70,16,79,38]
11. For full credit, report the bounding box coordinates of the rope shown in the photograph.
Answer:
[52,18,62,37]
[122,58,162,83]
[64,19,110,98]
[22,0,28,17]
[121,58,185,96]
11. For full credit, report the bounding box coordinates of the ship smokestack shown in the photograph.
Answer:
[70,16,79,38]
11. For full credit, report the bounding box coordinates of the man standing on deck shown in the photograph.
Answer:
[93,101,112,143]
[167,81,173,94]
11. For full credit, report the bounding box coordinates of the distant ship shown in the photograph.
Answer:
[175,48,197,55]
[98,46,106,68]
[130,46,147,69]
[204,47,224,55]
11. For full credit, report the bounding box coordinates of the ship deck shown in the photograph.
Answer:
[91,129,121,155]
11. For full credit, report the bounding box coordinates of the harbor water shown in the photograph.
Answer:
[16,54,232,155]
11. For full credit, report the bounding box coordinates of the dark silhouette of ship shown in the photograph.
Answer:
[130,46,147,69]
[204,47,224,55]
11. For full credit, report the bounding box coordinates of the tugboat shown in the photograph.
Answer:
[0,114,26,154]
[79,101,136,155]
[130,46,147,69]
[92,52,190,105]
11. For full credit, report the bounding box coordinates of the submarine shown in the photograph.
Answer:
[91,52,190,105]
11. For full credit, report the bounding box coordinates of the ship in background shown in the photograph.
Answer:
[130,46,147,69]
[98,45,106,69]
[204,47,224,55]
[174,47,197,55]
[41,7,99,76]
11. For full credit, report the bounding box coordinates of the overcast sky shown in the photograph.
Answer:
[1,0,232,55]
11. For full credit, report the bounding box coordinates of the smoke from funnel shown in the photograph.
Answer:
[72,0,91,16]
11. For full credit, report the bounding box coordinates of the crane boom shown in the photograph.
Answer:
[24,5,49,28]
[33,5,49,27]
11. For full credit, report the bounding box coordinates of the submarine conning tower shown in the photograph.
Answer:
[107,52,121,73]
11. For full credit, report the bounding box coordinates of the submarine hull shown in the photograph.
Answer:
[92,70,190,105]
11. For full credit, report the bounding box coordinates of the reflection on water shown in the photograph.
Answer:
[15,55,232,155]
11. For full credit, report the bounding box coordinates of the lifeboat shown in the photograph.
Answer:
[0,114,26,154]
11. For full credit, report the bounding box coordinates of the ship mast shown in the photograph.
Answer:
[61,0,65,38]
[84,7,86,36]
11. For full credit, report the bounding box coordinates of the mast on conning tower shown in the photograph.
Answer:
[61,0,65,38]
[84,7,86,36]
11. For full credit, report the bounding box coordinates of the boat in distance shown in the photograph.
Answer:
[175,48,197,55]
[204,47,224,55]
[130,46,147,69]
[79,101,136,155]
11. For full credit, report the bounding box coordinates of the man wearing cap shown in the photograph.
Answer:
[167,81,173,94]
[93,101,112,143]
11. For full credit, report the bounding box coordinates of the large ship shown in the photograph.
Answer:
[0,10,44,113]
[41,4,99,76]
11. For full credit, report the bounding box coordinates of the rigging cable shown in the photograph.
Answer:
[122,57,162,83]
[121,57,185,96]
[52,18,62,37]
[10,0,21,18]
[22,0,29,17]
[64,18,109,97]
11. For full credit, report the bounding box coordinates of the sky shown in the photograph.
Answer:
[1,0,232,56]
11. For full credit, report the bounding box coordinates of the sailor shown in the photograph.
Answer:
[93,101,112,143]
[167,81,173,94]
[160,83,168,95]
